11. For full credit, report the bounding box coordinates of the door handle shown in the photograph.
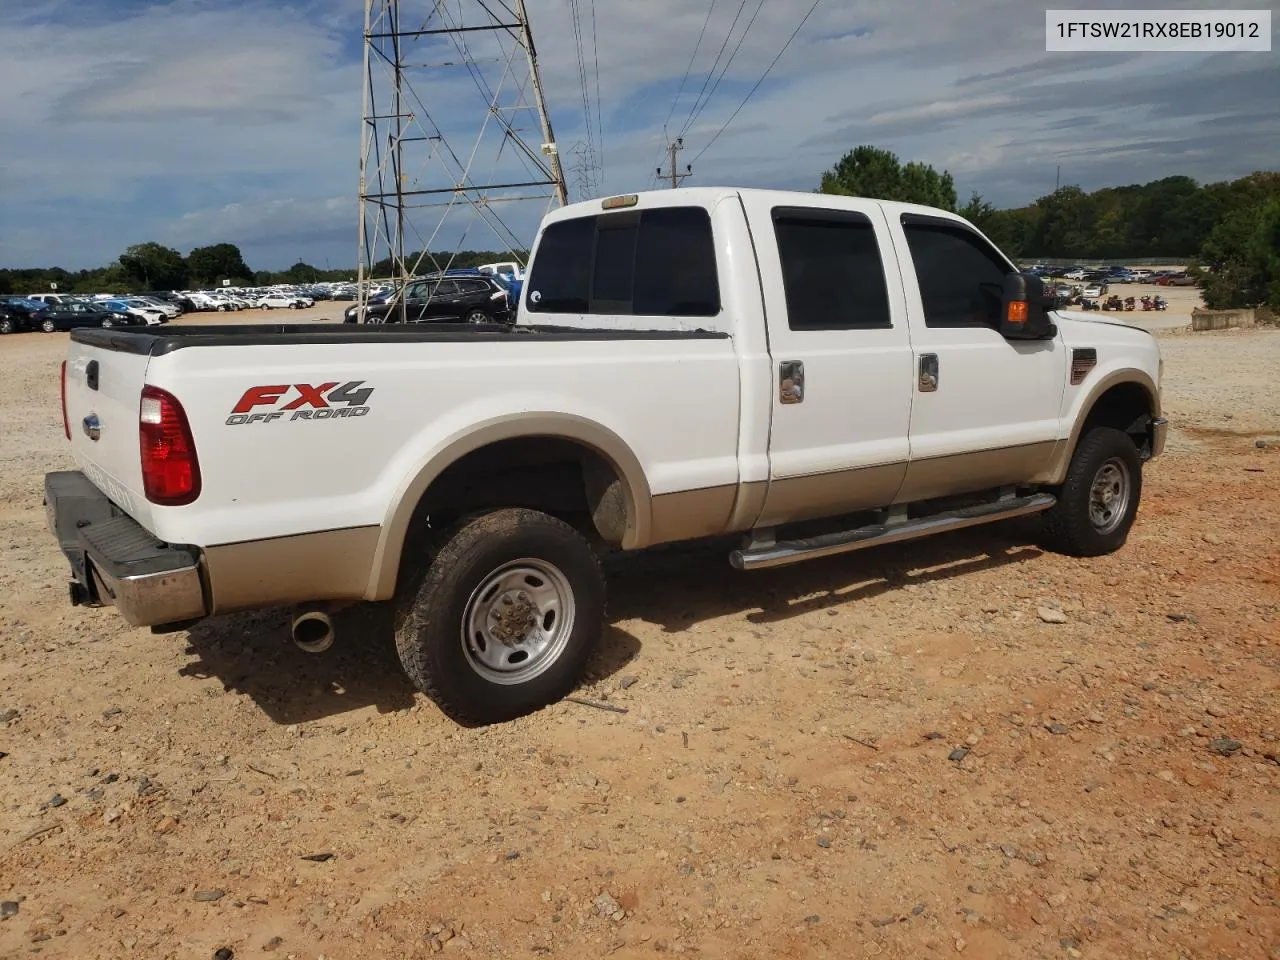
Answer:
[918,354,939,393]
[779,360,804,404]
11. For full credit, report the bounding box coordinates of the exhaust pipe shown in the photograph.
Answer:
[291,604,335,654]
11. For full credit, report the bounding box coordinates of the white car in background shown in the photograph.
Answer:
[259,293,307,310]
[100,299,166,326]
[133,297,180,318]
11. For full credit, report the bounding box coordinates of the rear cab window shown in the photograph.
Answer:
[525,206,721,322]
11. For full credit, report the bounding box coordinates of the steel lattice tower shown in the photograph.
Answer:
[356,0,568,316]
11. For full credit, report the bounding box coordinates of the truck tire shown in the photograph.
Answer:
[1039,426,1142,557]
[394,508,605,725]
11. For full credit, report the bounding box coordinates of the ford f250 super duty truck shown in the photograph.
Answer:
[46,188,1167,726]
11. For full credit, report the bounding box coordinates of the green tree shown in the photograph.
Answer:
[187,243,253,286]
[1198,199,1280,310]
[820,145,957,210]
[117,242,189,290]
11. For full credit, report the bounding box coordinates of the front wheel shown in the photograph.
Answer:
[0,317,13,335]
[41,318,57,333]
[101,318,113,328]
[1039,426,1143,557]
[394,508,605,726]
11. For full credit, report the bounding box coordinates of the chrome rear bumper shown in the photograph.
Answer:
[44,471,208,628]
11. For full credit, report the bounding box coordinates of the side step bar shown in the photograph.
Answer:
[729,493,1057,572]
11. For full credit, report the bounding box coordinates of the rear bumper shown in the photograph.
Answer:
[43,471,209,628]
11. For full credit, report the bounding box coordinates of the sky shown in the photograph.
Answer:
[1,0,1276,272]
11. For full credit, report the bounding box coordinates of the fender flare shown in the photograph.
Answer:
[1048,370,1159,484]
[365,413,652,600]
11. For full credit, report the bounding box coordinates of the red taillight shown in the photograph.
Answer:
[139,385,201,505]
[60,361,70,440]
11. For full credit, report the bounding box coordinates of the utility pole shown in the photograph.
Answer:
[1055,165,1061,192]
[658,137,693,189]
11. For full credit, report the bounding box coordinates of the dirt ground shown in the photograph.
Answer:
[1,313,1277,960]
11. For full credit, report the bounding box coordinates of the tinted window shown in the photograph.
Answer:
[634,207,720,316]
[526,207,720,317]
[592,216,639,306]
[902,219,1012,329]
[526,217,594,312]
[772,208,891,331]
[458,279,489,294]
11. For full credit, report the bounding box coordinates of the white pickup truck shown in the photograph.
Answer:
[46,187,1166,725]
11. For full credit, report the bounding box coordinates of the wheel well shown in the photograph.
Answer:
[408,436,629,547]
[1081,382,1155,455]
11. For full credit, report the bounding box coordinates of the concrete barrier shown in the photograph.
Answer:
[1191,306,1275,331]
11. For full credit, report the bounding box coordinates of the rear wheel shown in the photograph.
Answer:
[0,317,13,335]
[465,309,489,324]
[1039,426,1143,557]
[101,318,113,328]
[41,318,57,333]
[394,508,605,726]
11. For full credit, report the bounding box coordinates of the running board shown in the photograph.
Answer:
[729,493,1057,572]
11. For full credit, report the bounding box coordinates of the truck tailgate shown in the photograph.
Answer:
[64,336,156,531]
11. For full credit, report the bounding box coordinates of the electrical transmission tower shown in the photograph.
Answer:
[568,141,601,201]
[356,0,568,318]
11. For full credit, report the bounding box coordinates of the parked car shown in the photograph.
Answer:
[1062,268,1090,280]
[343,275,512,325]
[31,301,140,333]
[259,293,308,310]
[0,305,32,334]
[1156,272,1197,286]
[47,187,1166,727]
[1082,283,1105,299]
[1129,269,1153,282]
[100,299,167,326]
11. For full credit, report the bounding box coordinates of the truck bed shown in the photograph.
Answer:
[70,322,728,356]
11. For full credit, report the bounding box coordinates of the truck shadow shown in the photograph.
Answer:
[176,521,1039,726]
[603,518,1046,632]
[176,603,642,726]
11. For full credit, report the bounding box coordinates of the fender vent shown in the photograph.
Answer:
[1071,348,1098,385]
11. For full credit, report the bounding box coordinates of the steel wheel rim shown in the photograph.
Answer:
[1088,457,1131,534]
[461,558,575,685]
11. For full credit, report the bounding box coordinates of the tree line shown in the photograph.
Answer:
[0,243,526,297]
[820,146,1280,310]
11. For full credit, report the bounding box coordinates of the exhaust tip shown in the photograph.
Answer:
[291,609,334,654]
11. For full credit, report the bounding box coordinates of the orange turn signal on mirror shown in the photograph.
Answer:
[1007,301,1028,324]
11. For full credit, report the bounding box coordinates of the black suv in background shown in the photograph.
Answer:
[343,275,513,325]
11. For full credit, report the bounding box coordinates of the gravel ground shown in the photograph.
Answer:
[0,316,1277,960]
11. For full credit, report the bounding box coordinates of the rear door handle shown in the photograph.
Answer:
[779,360,804,404]
[918,354,939,393]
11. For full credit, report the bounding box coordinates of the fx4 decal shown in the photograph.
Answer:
[226,381,374,425]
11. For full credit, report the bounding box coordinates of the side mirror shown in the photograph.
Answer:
[1001,273,1057,340]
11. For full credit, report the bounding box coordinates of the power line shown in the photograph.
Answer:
[678,0,748,138]
[589,0,605,189]
[682,0,766,135]
[690,0,825,166]
[662,0,718,136]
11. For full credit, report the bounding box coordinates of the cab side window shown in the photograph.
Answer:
[772,207,891,331]
[901,218,1012,330]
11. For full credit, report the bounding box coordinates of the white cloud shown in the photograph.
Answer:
[1,0,1276,269]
